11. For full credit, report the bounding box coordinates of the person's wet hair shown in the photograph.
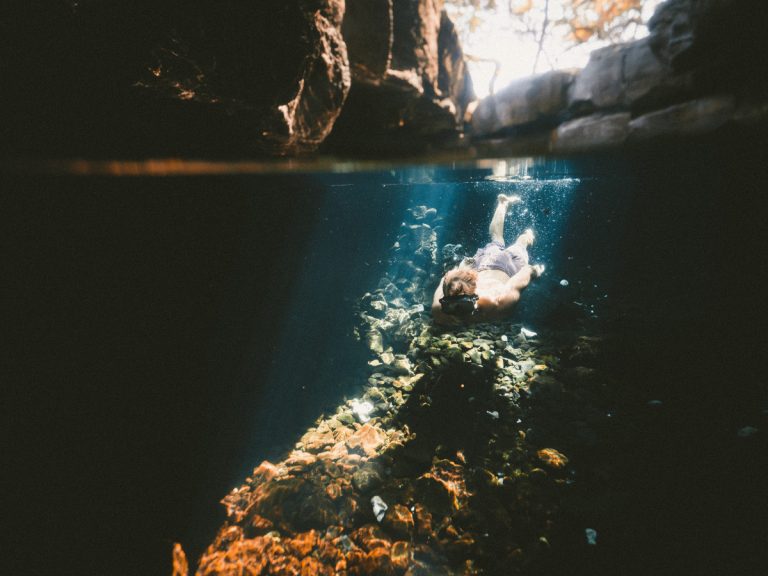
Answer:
[443,267,478,298]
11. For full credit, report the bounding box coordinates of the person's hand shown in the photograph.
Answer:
[530,264,545,278]
[497,193,522,206]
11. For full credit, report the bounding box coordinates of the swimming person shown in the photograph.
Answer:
[432,194,544,325]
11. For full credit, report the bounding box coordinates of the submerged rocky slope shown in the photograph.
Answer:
[179,205,622,575]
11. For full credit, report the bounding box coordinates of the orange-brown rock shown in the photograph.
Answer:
[300,556,332,576]
[318,538,345,565]
[413,503,433,540]
[217,526,244,551]
[171,542,188,576]
[326,481,343,500]
[346,423,388,457]
[382,504,414,538]
[302,427,337,453]
[319,440,350,461]
[352,524,392,551]
[285,529,318,557]
[252,461,282,483]
[416,459,468,514]
[286,450,318,469]
[444,532,476,562]
[345,549,367,571]
[390,540,411,573]
[197,536,274,575]
[360,546,395,576]
[250,514,274,533]
[537,448,569,469]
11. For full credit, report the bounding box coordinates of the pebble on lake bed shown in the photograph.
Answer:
[537,448,569,469]
[737,426,758,438]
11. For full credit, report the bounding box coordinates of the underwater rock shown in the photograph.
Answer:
[443,532,476,562]
[368,329,385,354]
[346,423,388,457]
[336,411,356,427]
[359,546,396,575]
[285,529,318,557]
[171,543,188,576]
[441,243,466,267]
[352,462,385,494]
[301,427,337,453]
[537,448,569,469]
[391,356,413,375]
[382,504,415,538]
[285,450,318,470]
[413,503,434,540]
[353,524,392,551]
[409,206,438,221]
[390,540,411,572]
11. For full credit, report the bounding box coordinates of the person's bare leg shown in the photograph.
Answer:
[489,194,521,244]
[514,228,535,248]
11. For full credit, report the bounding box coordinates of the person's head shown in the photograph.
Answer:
[443,266,477,297]
[440,266,479,317]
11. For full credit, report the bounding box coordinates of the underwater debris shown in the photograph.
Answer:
[585,528,598,546]
[560,279,570,286]
[371,495,388,522]
[350,399,374,423]
[737,426,758,438]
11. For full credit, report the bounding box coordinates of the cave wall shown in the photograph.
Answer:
[328,0,475,154]
[4,1,351,157]
[2,0,473,159]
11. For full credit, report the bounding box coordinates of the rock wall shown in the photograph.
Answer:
[5,1,351,157]
[5,0,475,158]
[470,0,768,154]
[327,0,475,154]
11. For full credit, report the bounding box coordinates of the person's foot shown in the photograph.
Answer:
[531,264,545,278]
[518,228,535,247]
[497,194,522,206]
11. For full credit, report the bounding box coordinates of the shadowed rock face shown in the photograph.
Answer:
[329,0,475,154]
[649,0,766,74]
[5,1,350,157]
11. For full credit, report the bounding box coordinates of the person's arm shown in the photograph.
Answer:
[493,264,542,311]
[431,281,462,326]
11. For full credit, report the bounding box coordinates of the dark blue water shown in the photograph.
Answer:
[4,142,768,575]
